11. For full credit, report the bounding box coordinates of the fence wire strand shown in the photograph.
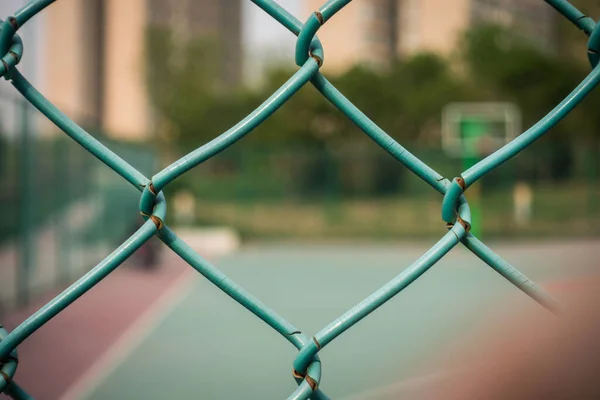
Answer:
[0,0,597,398]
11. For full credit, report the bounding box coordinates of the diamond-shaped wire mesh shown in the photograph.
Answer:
[0,1,598,398]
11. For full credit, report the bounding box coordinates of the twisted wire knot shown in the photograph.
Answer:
[0,327,18,394]
[295,11,325,68]
[441,177,472,233]
[589,23,600,67]
[139,182,167,231]
[0,0,587,398]
[0,17,23,80]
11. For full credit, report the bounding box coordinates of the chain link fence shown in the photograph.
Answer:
[0,93,157,317]
[0,1,598,398]
[181,141,600,240]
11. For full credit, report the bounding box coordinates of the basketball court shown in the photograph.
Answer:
[1,1,599,399]
[11,238,592,399]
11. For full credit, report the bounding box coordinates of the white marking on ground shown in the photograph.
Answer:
[59,269,198,400]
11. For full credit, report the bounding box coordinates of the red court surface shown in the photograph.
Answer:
[3,240,599,399]
[3,251,192,399]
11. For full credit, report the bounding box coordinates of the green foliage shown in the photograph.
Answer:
[461,25,587,127]
[145,26,241,149]
[144,22,600,190]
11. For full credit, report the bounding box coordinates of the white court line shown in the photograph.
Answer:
[60,270,198,400]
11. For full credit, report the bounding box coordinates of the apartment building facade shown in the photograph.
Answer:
[305,0,555,74]
[42,0,242,140]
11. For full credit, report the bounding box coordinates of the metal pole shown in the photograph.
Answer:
[17,98,34,305]
[463,155,482,238]
[54,138,70,284]
[460,118,485,238]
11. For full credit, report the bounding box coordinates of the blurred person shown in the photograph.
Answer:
[126,220,161,271]
[513,181,533,227]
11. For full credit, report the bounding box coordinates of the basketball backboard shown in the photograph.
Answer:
[442,102,521,158]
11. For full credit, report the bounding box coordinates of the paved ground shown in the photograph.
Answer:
[47,239,598,400]
[0,200,105,312]
[3,250,192,400]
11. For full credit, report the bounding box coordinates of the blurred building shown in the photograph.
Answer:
[303,0,399,73]
[0,0,45,139]
[42,0,242,141]
[469,0,555,52]
[147,0,242,88]
[305,0,555,74]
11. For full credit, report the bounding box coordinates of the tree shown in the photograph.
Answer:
[144,22,600,191]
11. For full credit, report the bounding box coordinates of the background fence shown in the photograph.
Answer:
[0,93,157,316]
[177,140,600,240]
[0,0,598,398]
[3,97,600,315]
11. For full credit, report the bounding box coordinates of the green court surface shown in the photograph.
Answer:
[82,241,599,399]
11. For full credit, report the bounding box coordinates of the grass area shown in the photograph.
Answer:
[193,181,600,240]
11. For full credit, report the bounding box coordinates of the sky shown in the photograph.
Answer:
[244,0,302,49]
[1,0,22,14]
[243,0,305,83]
[0,0,45,137]
[0,0,42,81]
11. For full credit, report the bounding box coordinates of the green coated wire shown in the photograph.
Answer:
[0,0,596,399]
[545,0,596,35]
